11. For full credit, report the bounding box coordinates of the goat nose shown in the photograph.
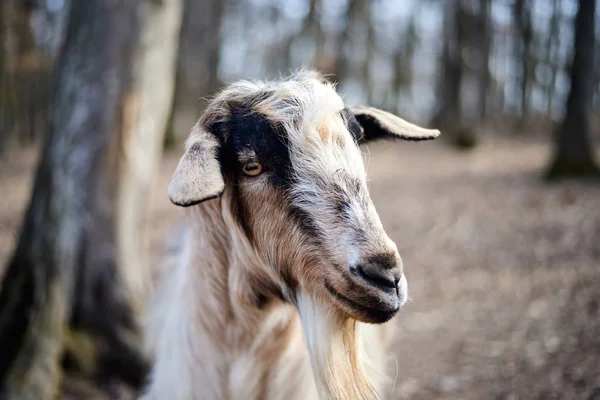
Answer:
[356,260,401,290]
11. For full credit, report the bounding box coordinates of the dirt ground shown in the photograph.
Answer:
[1,137,599,400]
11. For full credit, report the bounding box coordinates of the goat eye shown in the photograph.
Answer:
[242,161,263,177]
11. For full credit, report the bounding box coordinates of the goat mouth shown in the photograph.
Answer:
[324,280,399,323]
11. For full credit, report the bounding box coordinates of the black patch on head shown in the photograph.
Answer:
[223,102,293,187]
[210,95,294,240]
[340,107,364,143]
[206,92,340,257]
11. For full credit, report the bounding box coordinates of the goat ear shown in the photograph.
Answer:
[168,126,225,207]
[348,106,440,143]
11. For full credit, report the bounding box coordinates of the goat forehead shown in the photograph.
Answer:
[207,73,345,140]
[200,73,371,189]
[224,106,290,171]
[290,115,366,179]
[283,111,367,199]
[220,85,362,163]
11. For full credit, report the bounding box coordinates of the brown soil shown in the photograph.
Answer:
[1,137,599,399]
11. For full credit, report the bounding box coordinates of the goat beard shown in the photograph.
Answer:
[296,290,384,400]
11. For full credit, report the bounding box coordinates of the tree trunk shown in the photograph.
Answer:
[294,0,331,75]
[438,0,463,128]
[476,0,492,123]
[0,2,6,78]
[116,0,183,314]
[0,0,182,398]
[546,0,599,180]
[0,1,16,153]
[0,0,57,154]
[432,0,475,149]
[0,1,7,151]
[333,0,362,85]
[544,0,560,115]
[362,1,375,105]
[390,17,416,115]
[514,0,532,123]
[165,0,225,146]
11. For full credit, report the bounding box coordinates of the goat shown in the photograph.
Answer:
[141,70,440,400]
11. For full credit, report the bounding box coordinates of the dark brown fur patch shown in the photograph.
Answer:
[366,253,399,270]
[230,180,254,243]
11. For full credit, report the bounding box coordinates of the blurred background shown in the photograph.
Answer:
[0,0,599,399]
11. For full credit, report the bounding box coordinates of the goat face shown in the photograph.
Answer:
[168,71,440,324]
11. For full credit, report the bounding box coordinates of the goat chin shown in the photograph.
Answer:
[296,290,388,400]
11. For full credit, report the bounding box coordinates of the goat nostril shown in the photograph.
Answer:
[356,264,399,289]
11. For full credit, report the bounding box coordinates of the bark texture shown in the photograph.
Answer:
[116,0,183,313]
[546,0,599,180]
[432,0,477,149]
[514,0,533,123]
[166,0,224,145]
[0,0,182,398]
[476,0,492,123]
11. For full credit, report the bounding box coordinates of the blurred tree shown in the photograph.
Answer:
[432,0,478,149]
[595,12,600,111]
[434,0,460,130]
[302,0,329,74]
[546,0,599,179]
[0,0,182,398]
[146,0,600,137]
[388,16,417,116]
[0,0,52,153]
[363,2,376,105]
[513,0,533,123]
[543,0,561,115]
[165,0,226,146]
[476,0,492,123]
[266,3,294,74]
[0,2,7,118]
[334,0,364,86]
[0,1,20,152]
